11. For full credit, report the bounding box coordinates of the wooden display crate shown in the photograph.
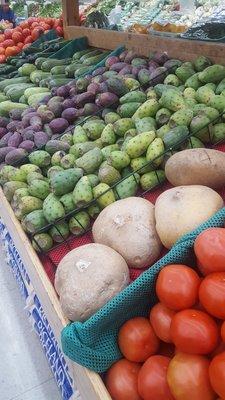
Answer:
[0,188,111,400]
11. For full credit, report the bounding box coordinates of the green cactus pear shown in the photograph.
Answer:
[87,204,100,219]
[113,118,135,137]
[27,172,47,185]
[47,166,63,178]
[146,138,164,166]
[121,166,133,178]
[32,233,53,252]
[164,74,180,86]
[190,115,210,143]
[140,170,166,191]
[154,84,179,98]
[82,120,105,140]
[132,99,160,120]
[209,95,225,113]
[51,151,66,166]
[59,192,75,213]
[124,77,140,90]
[215,78,225,95]
[28,179,50,200]
[49,221,70,243]
[93,183,115,209]
[194,56,212,72]
[156,124,170,139]
[124,129,137,138]
[73,177,93,207]
[69,211,90,235]
[169,109,194,128]
[18,196,43,216]
[98,164,121,185]
[183,136,205,149]
[75,147,103,174]
[192,104,208,115]
[175,65,195,82]
[7,168,27,183]
[29,150,51,167]
[60,133,73,146]
[60,154,76,169]
[114,173,140,199]
[20,164,41,175]
[104,112,120,124]
[21,210,47,233]
[101,124,116,146]
[108,150,130,170]
[93,138,103,149]
[43,193,65,223]
[185,99,197,108]
[86,174,99,188]
[205,83,216,91]
[120,90,147,104]
[159,89,186,112]
[211,123,225,144]
[117,102,142,118]
[125,131,156,158]
[183,88,196,99]
[69,142,97,159]
[184,73,201,90]
[138,69,151,86]
[101,144,119,160]
[50,168,83,196]
[198,107,219,121]
[155,108,171,127]
[196,86,215,105]
[130,157,153,174]
[199,65,225,83]
[146,88,157,100]
[73,125,88,144]
[13,188,30,205]
[135,117,156,134]
[3,181,27,202]
[0,166,16,183]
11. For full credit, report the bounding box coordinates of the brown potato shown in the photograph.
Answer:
[165,148,225,189]
[92,197,162,269]
[155,185,223,249]
[55,243,129,322]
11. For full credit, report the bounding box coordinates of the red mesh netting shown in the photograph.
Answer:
[40,143,225,286]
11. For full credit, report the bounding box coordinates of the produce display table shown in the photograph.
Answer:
[0,188,111,400]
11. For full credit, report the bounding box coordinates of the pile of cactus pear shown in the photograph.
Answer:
[1,49,225,252]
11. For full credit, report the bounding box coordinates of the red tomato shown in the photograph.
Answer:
[12,31,23,43]
[31,27,44,41]
[158,342,175,358]
[209,352,225,399]
[0,47,5,55]
[24,36,33,45]
[56,26,63,36]
[5,46,19,57]
[221,322,225,343]
[19,21,29,29]
[105,359,142,400]
[194,228,225,275]
[210,340,225,359]
[118,317,160,362]
[31,21,39,29]
[17,42,24,49]
[156,264,201,311]
[138,355,174,400]
[167,353,216,400]
[22,28,30,38]
[0,54,6,63]
[170,309,218,355]
[4,28,13,39]
[0,34,5,43]
[2,39,14,48]
[149,302,175,343]
[199,273,225,320]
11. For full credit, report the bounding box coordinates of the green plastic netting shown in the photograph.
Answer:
[48,37,88,59]
[32,29,58,47]
[61,206,225,373]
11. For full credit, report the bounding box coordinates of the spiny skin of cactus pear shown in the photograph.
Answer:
[196,86,215,105]
[50,168,83,196]
[60,154,76,169]
[169,109,193,128]
[87,204,100,219]
[125,131,156,158]
[43,193,65,223]
[101,124,116,145]
[98,164,121,185]
[101,144,119,161]
[140,170,165,191]
[146,138,165,167]
[29,150,51,167]
[132,99,160,120]
[59,193,75,213]
[21,210,47,234]
[75,148,103,174]
[93,183,115,209]
[18,195,43,216]
[51,150,66,166]
[156,108,171,127]
[47,166,63,179]
[32,233,53,252]
[209,95,225,113]
[73,177,93,207]
[86,174,99,188]
[49,221,70,243]
[83,120,105,140]
[114,174,140,199]
[104,112,121,124]
[69,211,90,235]
[130,157,153,174]
[108,150,130,170]
[13,188,30,205]
[113,118,135,137]
[28,179,50,200]
[3,181,28,202]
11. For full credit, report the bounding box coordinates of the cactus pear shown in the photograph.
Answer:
[3,181,27,201]
[159,89,185,112]
[69,211,90,235]
[18,196,43,216]
[130,157,153,174]
[146,138,165,166]
[29,150,51,167]
[169,109,193,128]
[87,204,100,219]
[101,144,119,160]
[73,125,88,144]
[194,56,212,72]
[20,164,41,176]
[108,150,130,170]
[190,115,210,143]
[135,117,156,133]
[43,193,65,223]
[101,124,116,146]
[125,131,155,158]
[59,192,75,213]
[113,118,135,137]
[104,112,120,124]
[114,173,140,199]
[164,74,180,86]
[28,179,50,200]
[60,154,76,169]
[93,183,115,208]
[51,150,66,166]
[156,108,171,126]
[21,210,47,233]
[75,147,103,174]
[185,73,201,90]
[98,164,121,185]
[50,168,83,196]
[140,170,165,190]
[49,221,70,243]
[32,233,53,252]
[196,86,215,105]
[211,123,225,144]
[132,99,160,120]
[82,120,105,140]
[120,91,146,104]
[209,95,225,113]
[198,65,225,83]
[73,177,93,207]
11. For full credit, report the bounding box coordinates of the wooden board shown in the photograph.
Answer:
[64,26,225,64]
[0,188,111,400]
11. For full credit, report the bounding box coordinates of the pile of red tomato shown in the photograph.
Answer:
[105,227,225,400]
[0,16,63,63]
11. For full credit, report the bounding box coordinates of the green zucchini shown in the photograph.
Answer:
[80,49,102,62]
[83,52,110,66]
[41,58,72,72]
[0,77,30,92]
[30,70,50,84]
[48,78,74,89]
[65,63,83,78]
[24,86,50,100]
[50,65,68,75]
[0,101,28,117]
[72,48,92,61]
[74,66,91,78]
[35,57,49,70]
